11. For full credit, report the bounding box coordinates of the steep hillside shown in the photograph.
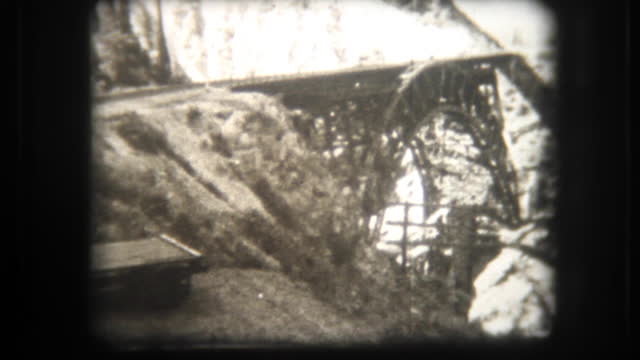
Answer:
[91,86,421,345]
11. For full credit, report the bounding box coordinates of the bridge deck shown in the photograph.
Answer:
[94,52,551,115]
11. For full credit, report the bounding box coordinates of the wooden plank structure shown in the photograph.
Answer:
[92,235,202,272]
[91,234,208,309]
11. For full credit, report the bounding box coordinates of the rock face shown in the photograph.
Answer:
[92,0,501,89]
[91,87,409,344]
[465,70,556,337]
[468,230,554,337]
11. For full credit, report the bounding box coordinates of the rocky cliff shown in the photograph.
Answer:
[91,0,503,91]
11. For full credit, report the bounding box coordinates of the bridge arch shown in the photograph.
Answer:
[224,52,552,250]
[380,58,524,227]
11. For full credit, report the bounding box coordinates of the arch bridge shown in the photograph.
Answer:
[233,52,554,228]
[96,51,554,229]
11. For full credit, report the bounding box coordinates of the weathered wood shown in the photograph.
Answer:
[91,235,208,309]
[159,233,203,257]
[91,235,203,272]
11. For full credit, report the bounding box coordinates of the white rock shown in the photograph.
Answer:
[497,222,536,245]
[468,247,554,337]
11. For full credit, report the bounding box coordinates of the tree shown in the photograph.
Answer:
[152,0,171,84]
[92,0,154,89]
